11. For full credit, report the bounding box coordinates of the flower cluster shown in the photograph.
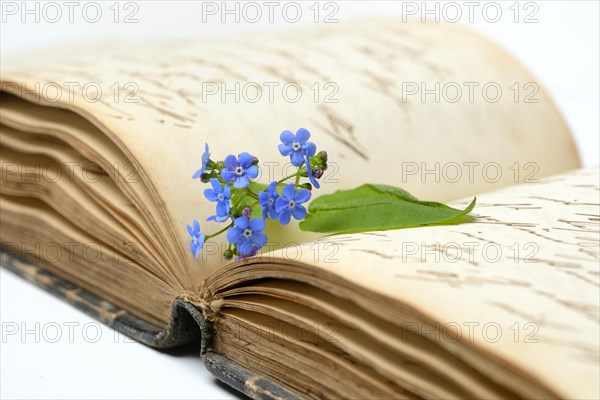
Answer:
[186,128,328,261]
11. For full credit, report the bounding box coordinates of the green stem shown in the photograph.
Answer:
[206,223,233,240]
[244,187,259,200]
[277,173,297,185]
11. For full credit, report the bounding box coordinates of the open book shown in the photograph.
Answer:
[1,19,597,399]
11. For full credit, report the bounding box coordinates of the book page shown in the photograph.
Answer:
[0,19,579,285]
[270,166,599,399]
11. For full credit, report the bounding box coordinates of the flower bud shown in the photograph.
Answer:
[319,151,328,163]
[251,156,259,165]
[223,249,234,260]
[200,173,211,183]
[312,169,324,179]
[242,207,253,217]
[300,183,313,191]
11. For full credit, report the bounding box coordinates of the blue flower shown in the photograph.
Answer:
[259,181,280,220]
[275,184,311,225]
[186,219,206,260]
[235,248,257,261]
[304,158,321,189]
[278,128,316,167]
[192,143,211,179]
[227,216,267,257]
[221,152,259,189]
[204,178,231,222]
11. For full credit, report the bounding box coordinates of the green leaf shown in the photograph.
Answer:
[299,184,476,234]
[248,181,267,194]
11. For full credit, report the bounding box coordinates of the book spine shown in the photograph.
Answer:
[1,247,300,400]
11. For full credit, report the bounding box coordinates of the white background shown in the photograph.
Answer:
[1,1,599,399]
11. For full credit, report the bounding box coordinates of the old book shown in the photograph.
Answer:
[0,19,597,399]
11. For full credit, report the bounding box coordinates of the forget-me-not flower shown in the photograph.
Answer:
[221,152,259,189]
[278,128,316,167]
[192,143,211,179]
[258,181,280,220]
[186,219,206,260]
[204,178,231,222]
[275,183,311,225]
[304,158,321,189]
[227,216,268,256]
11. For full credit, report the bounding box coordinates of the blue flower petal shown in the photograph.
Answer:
[238,152,254,167]
[308,173,320,189]
[221,170,235,182]
[290,151,305,167]
[275,197,287,213]
[223,184,231,198]
[249,218,265,232]
[278,143,293,156]
[192,168,203,179]
[304,157,321,189]
[292,205,307,220]
[224,154,237,170]
[227,227,242,243]
[209,178,221,192]
[295,128,310,143]
[280,130,295,145]
[237,239,255,256]
[253,232,268,248]
[269,208,280,219]
[246,165,259,179]
[259,191,268,204]
[186,224,194,236]
[279,209,292,225]
[233,176,249,189]
[202,143,210,163]
[294,189,311,204]
[303,142,317,158]
[282,183,296,200]
[267,181,278,193]
[193,219,200,232]
[216,202,229,217]
[207,214,229,222]
[234,216,250,230]
[204,188,219,202]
